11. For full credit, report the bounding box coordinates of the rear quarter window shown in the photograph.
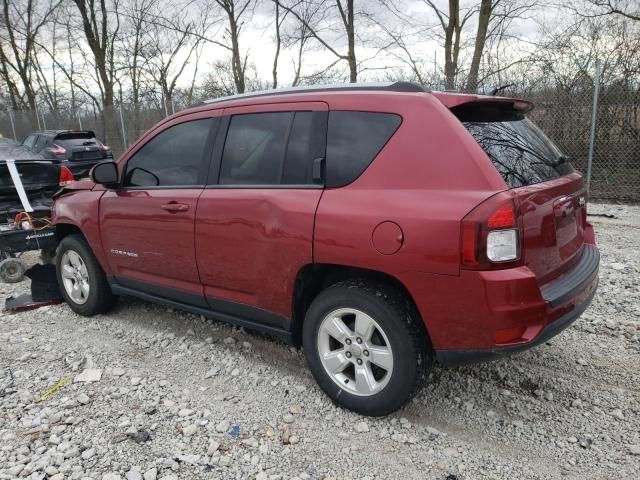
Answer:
[326,111,402,187]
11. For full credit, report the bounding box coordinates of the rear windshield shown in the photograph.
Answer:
[462,117,573,188]
[56,135,99,149]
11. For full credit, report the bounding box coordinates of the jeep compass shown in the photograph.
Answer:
[52,82,599,416]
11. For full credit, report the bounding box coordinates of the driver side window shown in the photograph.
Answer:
[124,118,214,187]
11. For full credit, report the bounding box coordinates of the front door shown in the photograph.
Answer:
[195,102,328,325]
[100,115,218,306]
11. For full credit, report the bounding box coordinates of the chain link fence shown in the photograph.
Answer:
[1,83,638,202]
[521,84,639,202]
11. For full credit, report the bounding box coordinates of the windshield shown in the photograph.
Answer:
[463,118,573,188]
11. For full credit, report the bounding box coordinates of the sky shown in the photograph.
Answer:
[153,0,550,91]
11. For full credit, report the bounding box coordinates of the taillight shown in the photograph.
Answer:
[50,143,67,156]
[461,193,521,269]
[100,142,111,152]
[59,166,74,186]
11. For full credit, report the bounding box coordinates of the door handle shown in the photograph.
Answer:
[161,202,189,213]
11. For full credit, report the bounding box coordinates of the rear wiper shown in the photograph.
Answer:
[551,154,570,167]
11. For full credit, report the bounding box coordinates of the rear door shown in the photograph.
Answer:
[459,109,588,284]
[100,114,219,306]
[195,102,328,323]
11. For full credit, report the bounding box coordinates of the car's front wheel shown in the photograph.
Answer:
[56,234,116,316]
[303,280,430,416]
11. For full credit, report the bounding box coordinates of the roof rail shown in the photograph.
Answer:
[201,81,426,105]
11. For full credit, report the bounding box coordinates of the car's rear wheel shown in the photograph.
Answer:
[56,235,116,316]
[303,279,430,416]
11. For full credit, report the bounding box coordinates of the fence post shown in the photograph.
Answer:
[77,109,83,130]
[8,110,17,140]
[118,104,127,150]
[586,59,602,196]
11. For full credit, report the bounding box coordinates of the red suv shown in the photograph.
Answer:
[52,83,599,416]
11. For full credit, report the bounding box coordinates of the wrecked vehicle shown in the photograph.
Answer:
[52,82,599,416]
[0,139,73,283]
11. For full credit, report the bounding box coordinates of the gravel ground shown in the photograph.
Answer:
[1,203,639,480]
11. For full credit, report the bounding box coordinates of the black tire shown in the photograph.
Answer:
[303,279,431,416]
[56,234,117,316]
[0,257,25,283]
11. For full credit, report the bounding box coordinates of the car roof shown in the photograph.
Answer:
[200,82,427,106]
[188,82,530,114]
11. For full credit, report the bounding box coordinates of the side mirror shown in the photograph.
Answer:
[91,161,119,187]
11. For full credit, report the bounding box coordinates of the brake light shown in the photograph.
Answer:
[100,142,111,152]
[487,204,516,228]
[461,194,521,269]
[50,143,67,156]
[59,166,74,186]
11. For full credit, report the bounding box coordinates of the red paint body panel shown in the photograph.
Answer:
[53,190,111,274]
[195,189,321,317]
[99,189,203,297]
[512,172,587,283]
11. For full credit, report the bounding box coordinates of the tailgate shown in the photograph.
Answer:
[513,172,588,283]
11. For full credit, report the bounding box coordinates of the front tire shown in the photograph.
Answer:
[56,235,116,316]
[303,280,430,416]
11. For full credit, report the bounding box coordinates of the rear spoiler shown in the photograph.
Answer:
[431,92,534,119]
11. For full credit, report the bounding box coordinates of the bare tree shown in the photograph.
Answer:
[579,1,640,22]
[70,0,121,109]
[145,12,206,112]
[466,0,535,92]
[281,0,321,86]
[275,0,358,82]
[272,1,282,88]
[210,0,254,94]
[0,0,61,110]
[422,0,475,89]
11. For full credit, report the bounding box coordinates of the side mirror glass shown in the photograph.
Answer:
[91,161,119,187]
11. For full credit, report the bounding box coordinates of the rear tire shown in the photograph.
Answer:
[56,234,116,316]
[303,279,430,416]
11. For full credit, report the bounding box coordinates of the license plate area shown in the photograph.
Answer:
[554,195,584,260]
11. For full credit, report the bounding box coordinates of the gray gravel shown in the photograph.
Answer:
[1,202,639,479]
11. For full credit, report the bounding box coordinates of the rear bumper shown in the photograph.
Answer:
[433,244,599,366]
[396,242,599,367]
[436,274,597,366]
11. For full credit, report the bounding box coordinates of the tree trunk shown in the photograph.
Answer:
[346,0,356,82]
[272,2,280,88]
[443,0,460,89]
[466,0,492,92]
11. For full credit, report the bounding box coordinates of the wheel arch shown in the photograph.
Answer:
[54,222,112,276]
[55,222,84,241]
[291,263,432,349]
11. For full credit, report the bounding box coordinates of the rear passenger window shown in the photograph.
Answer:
[124,118,213,187]
[34,135,48,152]
[219,111,325,186]
[326,111,402,187]
[23,135,37,149]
